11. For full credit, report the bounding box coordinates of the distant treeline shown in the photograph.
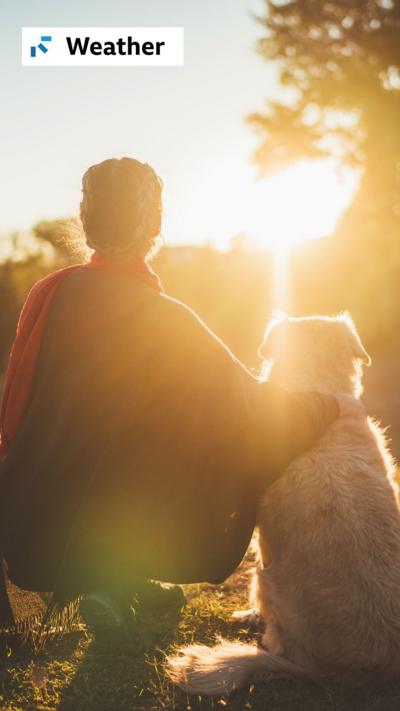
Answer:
[0,230,399,455]
[0,227,398,373]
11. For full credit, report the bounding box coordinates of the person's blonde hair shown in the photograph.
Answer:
[80,157,163,258]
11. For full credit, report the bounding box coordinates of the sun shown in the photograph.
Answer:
[163,155,359,252]
[243,159,359,251]
[163,155,359,313]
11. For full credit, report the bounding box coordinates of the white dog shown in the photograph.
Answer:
[167,313,400,695]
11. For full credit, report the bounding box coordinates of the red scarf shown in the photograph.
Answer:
[0,253,163,459]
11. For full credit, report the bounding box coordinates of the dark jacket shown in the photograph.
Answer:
[0,269,338,597]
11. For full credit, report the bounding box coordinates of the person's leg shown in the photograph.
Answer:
[79,588,134,637]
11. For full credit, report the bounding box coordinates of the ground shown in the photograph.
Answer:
[2,546,400,711]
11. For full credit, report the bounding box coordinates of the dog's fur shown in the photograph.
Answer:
[167,313,400,696]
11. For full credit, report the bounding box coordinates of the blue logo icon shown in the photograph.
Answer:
[30,35,52,58]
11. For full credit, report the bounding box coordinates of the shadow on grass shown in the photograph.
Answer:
[57,610,183,711]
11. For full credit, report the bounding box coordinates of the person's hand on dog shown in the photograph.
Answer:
[335,393,366,419]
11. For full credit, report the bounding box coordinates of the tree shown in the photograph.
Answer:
[250,0,400,343]
[251,0,400,238]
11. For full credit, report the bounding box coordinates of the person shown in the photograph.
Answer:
[0,158,363,633]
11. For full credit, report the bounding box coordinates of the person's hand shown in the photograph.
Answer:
[335,393,366,419]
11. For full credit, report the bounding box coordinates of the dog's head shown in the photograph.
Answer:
[258,312,370,396]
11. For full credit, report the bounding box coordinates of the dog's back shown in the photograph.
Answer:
[257,414,400,674]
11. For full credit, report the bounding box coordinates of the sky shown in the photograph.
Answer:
[2,0,278,247]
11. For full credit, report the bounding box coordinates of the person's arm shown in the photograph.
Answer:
[244,382,365,483]
[154,295,353,487]
[244,379,339,484]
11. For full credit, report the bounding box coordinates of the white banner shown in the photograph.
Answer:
[22,27,184,67]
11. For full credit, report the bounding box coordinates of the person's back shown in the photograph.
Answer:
[1,267,260,595]
[0,157,355,626]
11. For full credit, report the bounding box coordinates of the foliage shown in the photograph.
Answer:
[0,255,50,374]
[249,0,400,347]
[251,0,400,214]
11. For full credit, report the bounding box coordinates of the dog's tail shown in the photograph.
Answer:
[166,640,311,696]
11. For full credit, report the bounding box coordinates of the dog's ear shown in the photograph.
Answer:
[340,312,371,366]
[258,312,288,359]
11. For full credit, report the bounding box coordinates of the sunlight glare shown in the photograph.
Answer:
[244,160,359,250]
[163,158,359,252]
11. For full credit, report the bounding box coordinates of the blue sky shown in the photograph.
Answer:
[2,0,278,246]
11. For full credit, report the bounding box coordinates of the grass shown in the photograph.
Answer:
[1,549,400,711]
